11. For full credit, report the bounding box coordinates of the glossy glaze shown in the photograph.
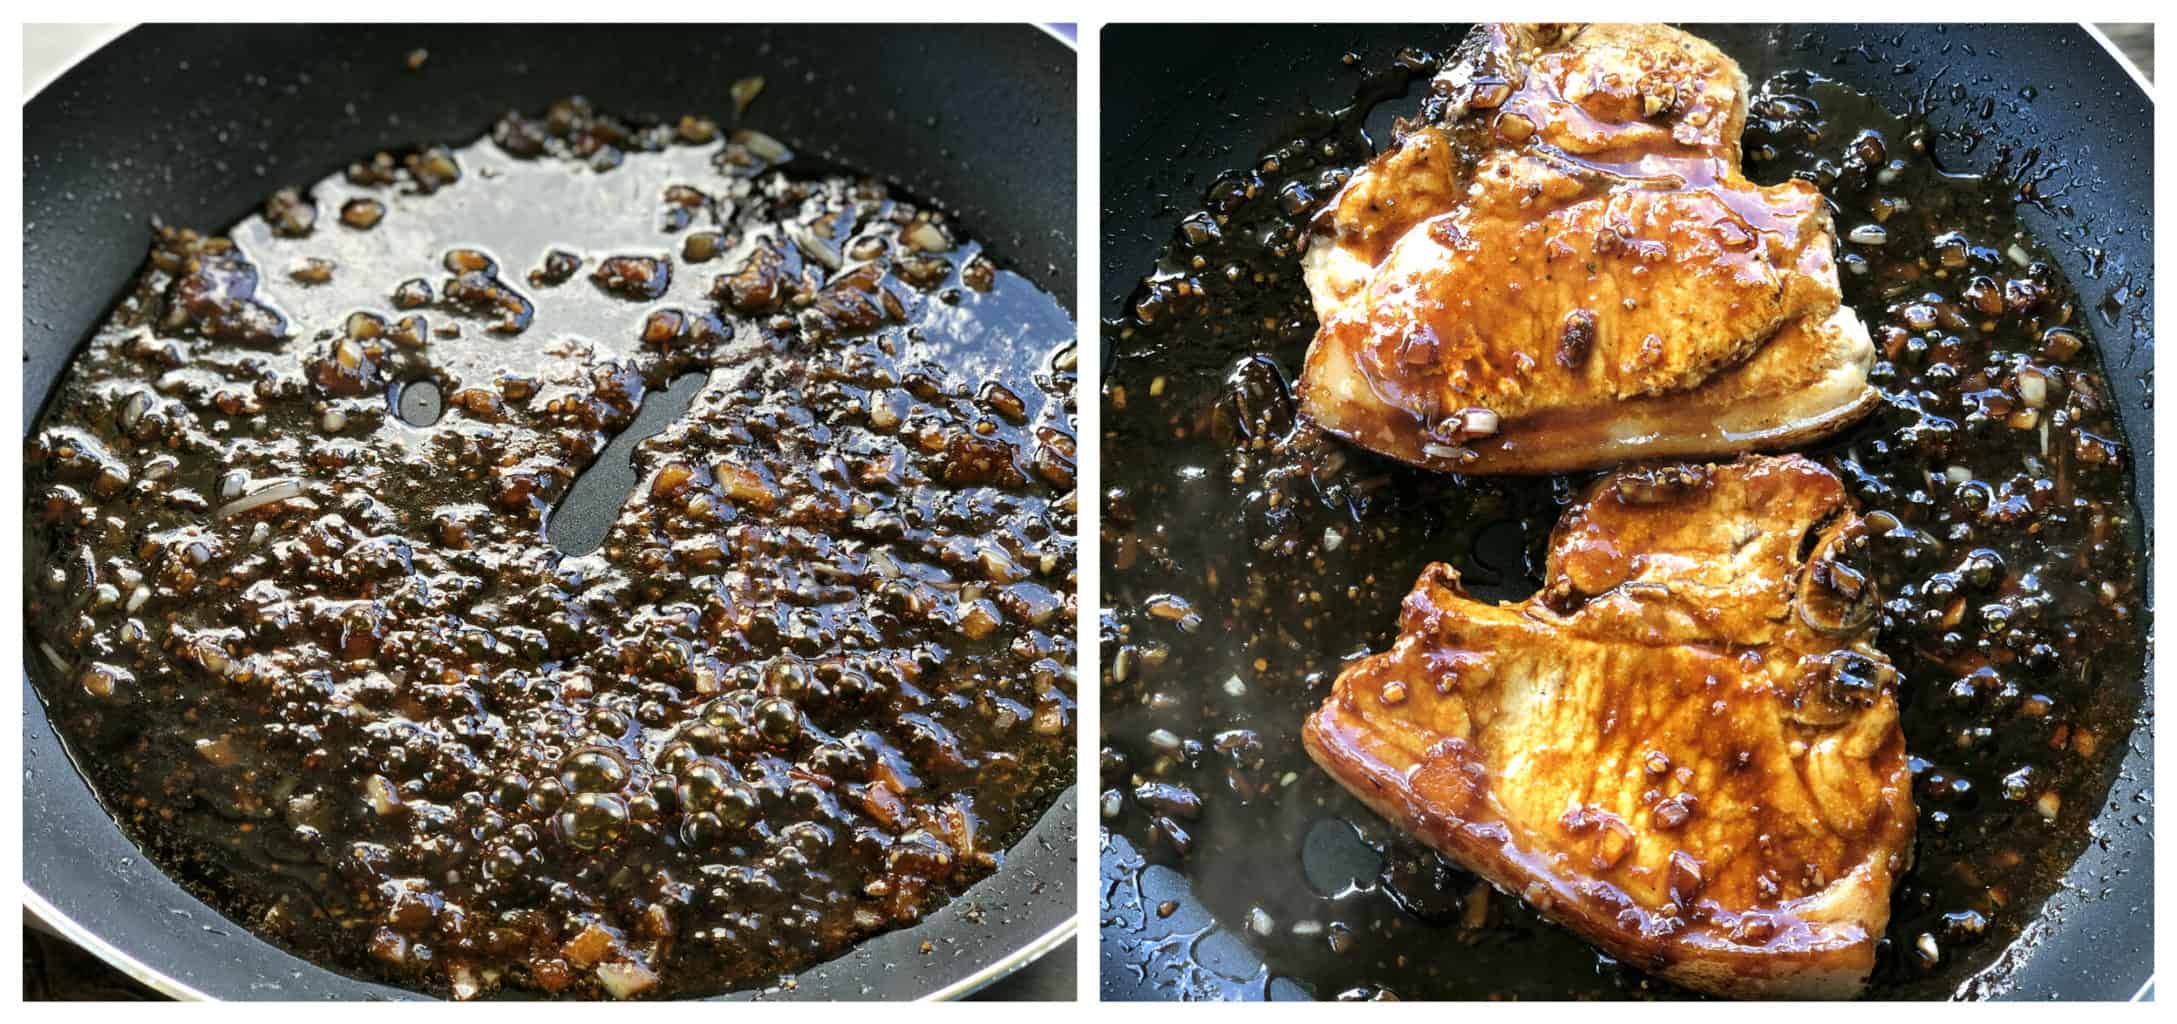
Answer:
[1299,24,1876,473]
[1101,35,2144,1000]
[1305,456,1913,997]
[26,99,1078,999]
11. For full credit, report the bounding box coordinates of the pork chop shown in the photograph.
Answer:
[1298,24,1877,473]
[1302,455,1913,997]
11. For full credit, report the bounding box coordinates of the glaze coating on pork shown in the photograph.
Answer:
[1304,455,1914,997]
[1300,24,1877,473]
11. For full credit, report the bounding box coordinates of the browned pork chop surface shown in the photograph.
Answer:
[1299,23,1876,473]
[1304,455,1914,997]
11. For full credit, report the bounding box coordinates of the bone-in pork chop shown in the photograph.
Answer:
[1302,455,1913,997]
[1299,24,1877,473]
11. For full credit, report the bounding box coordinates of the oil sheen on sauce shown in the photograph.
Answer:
[1099,54,2145,1000]
[26,99,1078,999]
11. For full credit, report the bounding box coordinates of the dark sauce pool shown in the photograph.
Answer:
[1099,47,2146,1000]
[26,99,1078,999]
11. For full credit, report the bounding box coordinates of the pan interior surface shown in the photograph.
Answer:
[1097,22,2150,1002]
[23,23,1077,1001]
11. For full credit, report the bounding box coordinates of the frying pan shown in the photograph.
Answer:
[1098,23,2152,1001]
[21,22,1078,1001]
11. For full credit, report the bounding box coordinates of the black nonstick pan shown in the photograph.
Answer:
[1099,23,2151,1001]
[22,22,1077,1001]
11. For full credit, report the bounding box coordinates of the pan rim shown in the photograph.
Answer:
[2083,23,2155,98]
[23,890,212,1002]
[21,20,1081,1003]
[19,22,127,103]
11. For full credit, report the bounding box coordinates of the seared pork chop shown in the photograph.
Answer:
[1299,24,1877,473]
[1303,456,1913,998]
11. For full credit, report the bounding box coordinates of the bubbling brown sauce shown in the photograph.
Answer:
[1100,57,2144,1000]
[26,98,1078,999]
